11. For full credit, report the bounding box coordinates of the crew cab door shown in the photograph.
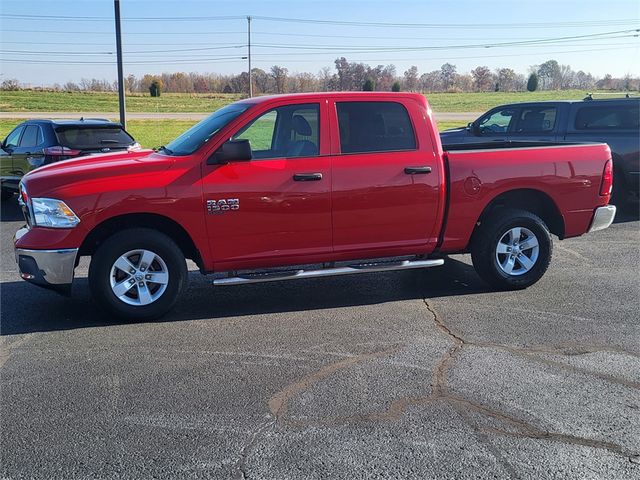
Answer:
[474,106,519,142]
[1,125,24,182]
[202,101,332,270]
[509,104,561,142]
[13,124,45,176]
[329,99,442,254]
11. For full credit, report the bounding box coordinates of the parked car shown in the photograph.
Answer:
[15,92,615,319]
[1,118,139,201]
[440,95,639,205]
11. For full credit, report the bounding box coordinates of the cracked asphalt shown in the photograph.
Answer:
[1,198,639,479]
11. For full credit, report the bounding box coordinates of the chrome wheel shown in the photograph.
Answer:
[495,227,539,276]
[109,249,169,306]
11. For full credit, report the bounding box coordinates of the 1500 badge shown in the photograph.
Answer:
[207,199,239,214]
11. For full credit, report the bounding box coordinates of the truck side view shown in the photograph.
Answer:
[14,92,616,319]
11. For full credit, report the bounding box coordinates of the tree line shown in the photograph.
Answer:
[3,58,638,94]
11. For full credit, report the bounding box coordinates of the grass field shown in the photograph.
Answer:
[0,89,608,114]
[0,119,464,149]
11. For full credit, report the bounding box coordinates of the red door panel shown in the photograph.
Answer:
[329,98,442,254]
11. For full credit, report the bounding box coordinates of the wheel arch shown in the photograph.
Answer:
[473,189,565,242]
[79,213,204,270]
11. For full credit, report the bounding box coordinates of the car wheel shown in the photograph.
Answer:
[471,209,552,290]
[89,228,187,320]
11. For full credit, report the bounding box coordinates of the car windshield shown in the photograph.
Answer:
[163,104,250,155]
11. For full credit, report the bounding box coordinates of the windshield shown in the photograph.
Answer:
[163,104,250,155]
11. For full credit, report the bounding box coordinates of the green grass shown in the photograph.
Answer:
[1,119,465,149]
[0,91,244,113]
[423,90,600,112]
[0,89,610,114]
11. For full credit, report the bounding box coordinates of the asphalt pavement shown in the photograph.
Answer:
[1,198,639,479]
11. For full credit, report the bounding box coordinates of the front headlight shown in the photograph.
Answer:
[32,198,80,228]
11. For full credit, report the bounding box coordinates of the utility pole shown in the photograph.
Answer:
[114,0,126,127]
[247,16,252,98]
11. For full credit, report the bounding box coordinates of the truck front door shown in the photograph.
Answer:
[202,101,332,270]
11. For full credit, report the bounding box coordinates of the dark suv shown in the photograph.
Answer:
[1,119,139,201]
[440,96,639,205]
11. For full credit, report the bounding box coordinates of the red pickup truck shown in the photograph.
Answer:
[14,92,616,319]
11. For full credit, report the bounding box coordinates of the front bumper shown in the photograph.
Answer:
[15,227,78,295]
[588,205,616,233]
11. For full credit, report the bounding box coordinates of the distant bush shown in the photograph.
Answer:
[527,73,539,92]
[362,79,375,91]
[391,81,401,92]
[149,80,161,97]
[1,79,20,91]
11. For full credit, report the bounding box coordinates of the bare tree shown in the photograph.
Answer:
[270,65,288,94]
[403,66,419,92]
[470,66,493,91]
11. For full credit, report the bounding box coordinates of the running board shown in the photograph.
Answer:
[212,258,444,286]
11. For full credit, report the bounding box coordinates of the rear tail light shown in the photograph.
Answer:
[599,159,613,196]
[43,146,82,158]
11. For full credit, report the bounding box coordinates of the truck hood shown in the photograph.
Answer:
[22,149,173,198]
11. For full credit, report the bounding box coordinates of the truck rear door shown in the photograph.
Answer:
[329,98,442,255]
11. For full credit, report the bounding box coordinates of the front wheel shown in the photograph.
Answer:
[471,209,552,290]
[89,228,187,320]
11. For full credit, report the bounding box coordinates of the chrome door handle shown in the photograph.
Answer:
[293,173,323,181]
[404,166,432,175]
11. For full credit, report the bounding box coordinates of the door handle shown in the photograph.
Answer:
[404,166,432,175]
[293,173,323,181]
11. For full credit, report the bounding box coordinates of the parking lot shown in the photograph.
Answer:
[1,198,638,479]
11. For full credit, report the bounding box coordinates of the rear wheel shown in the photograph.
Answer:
[89,228,187,320]
[471,209,552,290]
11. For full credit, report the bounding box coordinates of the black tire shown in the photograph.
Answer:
[1,189,13,201]
[89,228,187,320]
[471,209,552,290]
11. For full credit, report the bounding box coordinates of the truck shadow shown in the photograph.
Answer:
[1,257,488,335]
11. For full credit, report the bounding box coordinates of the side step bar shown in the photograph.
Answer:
[213,258,444,286]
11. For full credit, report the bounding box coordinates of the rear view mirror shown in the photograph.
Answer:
[207,139,252,165]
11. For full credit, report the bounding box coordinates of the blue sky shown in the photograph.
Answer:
[2,0,639,86]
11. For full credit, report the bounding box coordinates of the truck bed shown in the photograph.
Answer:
[439,142,611,252]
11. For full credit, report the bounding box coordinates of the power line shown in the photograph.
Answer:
[2,12,638,30]
[252,16,639,29]
[3,44,636,66]
[2,30,635,57]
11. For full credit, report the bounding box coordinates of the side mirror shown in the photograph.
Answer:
[207,139,252,165]
[470,122,481,136]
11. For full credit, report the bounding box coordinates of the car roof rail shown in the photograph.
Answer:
[583,92,639,101]
[79,117,111,122]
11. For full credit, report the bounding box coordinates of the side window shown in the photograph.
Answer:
[515,107,557,133]
[336,101,416,154]
[478,109,516,135]
[4,126,25,148]
[19,125,42,148]
[575,104,640,130]
[233,103,319,159]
